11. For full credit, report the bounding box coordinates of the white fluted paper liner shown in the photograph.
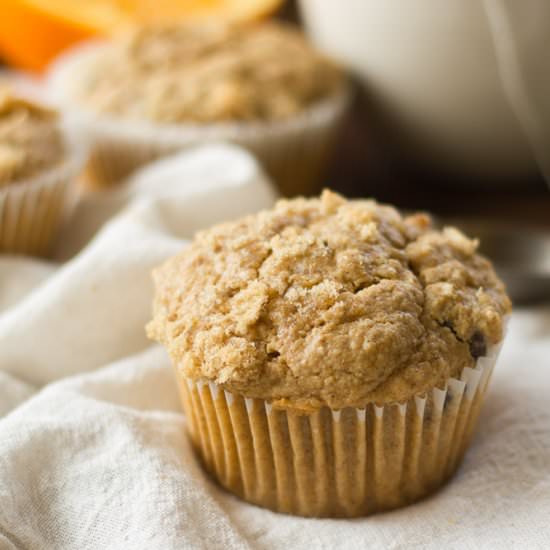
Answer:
[0,127,87,256]
[47,42,351,194]
[176,339,505,518]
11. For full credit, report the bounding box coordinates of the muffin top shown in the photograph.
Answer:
[74,21,345,123]
[148,191,511,409]
[0,89,65,187]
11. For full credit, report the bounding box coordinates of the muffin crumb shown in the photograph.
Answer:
[148,190,511,409]
[0,89,65,186]
[75,21,345,123]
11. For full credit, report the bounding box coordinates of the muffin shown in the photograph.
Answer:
[47,21,350,194]
[147,190,511,517]
[0,89,85,255]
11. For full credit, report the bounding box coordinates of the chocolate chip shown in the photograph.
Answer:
[267,351,280,360]
[440,321,487,359]
[469,331,487,359]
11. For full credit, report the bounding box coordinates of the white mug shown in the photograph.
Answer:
[299,0,550,182]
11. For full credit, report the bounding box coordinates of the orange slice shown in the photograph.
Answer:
[0,0,283,72]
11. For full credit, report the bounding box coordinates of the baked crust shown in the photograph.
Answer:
[75,21,345,123]
[148,190,511,409]
[0,89,65,187]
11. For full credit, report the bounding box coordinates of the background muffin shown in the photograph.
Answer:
[148,190,511,517]
[75,22,344,124]
[48,21,350,194]
[0,93,64,185]
[0,89,85,256]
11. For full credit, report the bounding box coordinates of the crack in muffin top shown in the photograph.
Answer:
[74,21,345,123]
[0,89,65,187]
[147,191,511,409]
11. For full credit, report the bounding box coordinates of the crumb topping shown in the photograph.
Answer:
[148,191,511,409]
[75,21,345,123]
[0,89,65,187]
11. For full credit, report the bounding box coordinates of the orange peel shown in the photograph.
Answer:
[0,0,283,71]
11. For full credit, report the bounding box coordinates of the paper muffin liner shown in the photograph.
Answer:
[47,42,352,195]
[0,128,87,256]
[176,341,504,518]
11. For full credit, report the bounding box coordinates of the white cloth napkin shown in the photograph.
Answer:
[0,145,549,550]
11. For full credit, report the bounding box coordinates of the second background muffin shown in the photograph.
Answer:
[47,21,350,195]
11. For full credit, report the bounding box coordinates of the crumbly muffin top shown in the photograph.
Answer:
[0,90,65,187]
[74,21,345,123]
[148,191,511,409]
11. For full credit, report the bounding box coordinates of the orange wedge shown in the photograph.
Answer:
[0,0,284,72]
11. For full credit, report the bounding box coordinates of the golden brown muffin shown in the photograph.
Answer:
[0,89,83,256]
[50,21,349,193]
[73,21,345,123]
[0,89,65,187]
[148,190,511,517]
[148,190,510,410]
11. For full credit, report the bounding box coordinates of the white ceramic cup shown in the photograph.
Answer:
[299,0,550,182]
